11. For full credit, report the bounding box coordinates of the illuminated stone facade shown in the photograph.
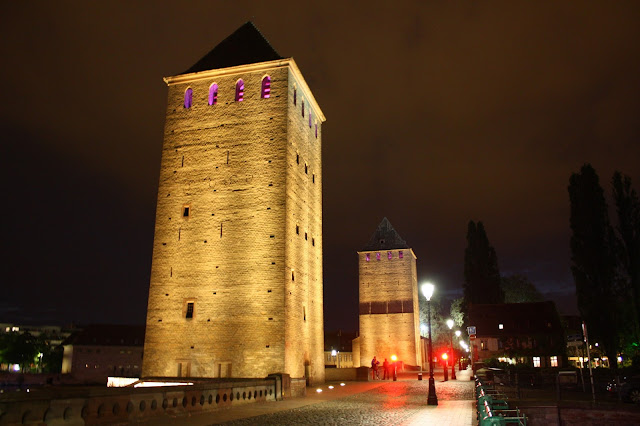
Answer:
[142,23,325,385]
[355,218,421,369]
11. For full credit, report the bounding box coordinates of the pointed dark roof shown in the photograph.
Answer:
[183,22,283,75]
[362,217,410,251]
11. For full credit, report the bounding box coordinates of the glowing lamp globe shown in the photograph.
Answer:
[421,283,435,301]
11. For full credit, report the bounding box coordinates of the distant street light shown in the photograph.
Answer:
[421,282,438,406]
[447,319,456,380]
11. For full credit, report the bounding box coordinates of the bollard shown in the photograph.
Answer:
[418,373,423,381]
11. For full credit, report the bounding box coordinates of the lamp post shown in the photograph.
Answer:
[421,282,438,406]
[455,330,461,370]
[447,319,456,380]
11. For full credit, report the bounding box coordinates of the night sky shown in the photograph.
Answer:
[2,2,639,332]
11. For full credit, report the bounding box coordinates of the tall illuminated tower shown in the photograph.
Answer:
[356,218,421,369]
[142,23,325,385]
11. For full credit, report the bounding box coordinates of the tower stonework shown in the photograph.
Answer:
[142,23,325,385]
[356,218,421,369]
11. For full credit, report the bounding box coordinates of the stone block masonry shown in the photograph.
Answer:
[143,58,325,385]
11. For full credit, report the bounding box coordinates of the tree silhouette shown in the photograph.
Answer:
[463,221,504,310]
[569,164,620,368]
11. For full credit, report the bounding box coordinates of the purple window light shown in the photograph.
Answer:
[301,99,305,117]
[366,253,370,262]
[261,76,271,98]
[208,84,218,105]
[309,109,312,128]
[184,88,193,108]
[399,251,404,259]
[387,251,392,260]
[235,79,244,102]
[376,252,381,261]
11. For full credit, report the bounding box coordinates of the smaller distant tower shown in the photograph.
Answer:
[355,218,421,369]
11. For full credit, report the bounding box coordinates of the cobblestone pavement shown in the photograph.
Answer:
[216,379,474,426]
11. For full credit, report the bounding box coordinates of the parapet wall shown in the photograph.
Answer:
[0,375,304,425]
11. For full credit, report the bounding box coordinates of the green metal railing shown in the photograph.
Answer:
[476,378,527,426]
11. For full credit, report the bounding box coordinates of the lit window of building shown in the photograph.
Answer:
[261,76,271,98]
[184,88,193,108]
[387,251,392,260]
[376,252,381,261]
[398,251,403,259]
[550,356,558,367]
[366,253,370,262]
[533,357,541,367]
[208,83,218,105]
[499,323,503,329]
[235,79,244,102]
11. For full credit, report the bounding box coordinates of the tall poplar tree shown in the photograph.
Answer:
[569,164,620,368]
[612,171,640,347]
[464,221,504,308]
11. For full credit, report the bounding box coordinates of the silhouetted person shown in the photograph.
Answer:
[371,356,380,380]
[383,358,390,380]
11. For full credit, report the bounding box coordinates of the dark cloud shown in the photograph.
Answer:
[1,1,638,330]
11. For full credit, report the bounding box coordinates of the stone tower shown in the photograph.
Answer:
[142,22,326,385]
[355,218,421,369]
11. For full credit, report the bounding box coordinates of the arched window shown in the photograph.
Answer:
[235,79,244,102]
[301,99,305,117]
[208,83,218,105]
[261,76,271,98]
[184,88,193,108]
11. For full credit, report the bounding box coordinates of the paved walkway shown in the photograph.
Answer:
[141,368,475,425]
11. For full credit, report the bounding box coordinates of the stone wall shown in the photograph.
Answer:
[142,59,325,385]
[0,378,284,425]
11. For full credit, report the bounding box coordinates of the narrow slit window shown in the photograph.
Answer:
[315,123,318,139]
[261,76,271,98]
[293,87,297,105]
[376,252,381,261]
[184,88,193,108]
[366,253,370,262]
[183,206,190,217]
[208,83,218,105]
[186,302,194,319]
[291,270,295,281]
[235,79,244,102]
[296,225,299,235]
[309,109,312,128]
[399,250,404,259]
[305,164,308,174]
[387,251,392,260]
[301,99,305,117]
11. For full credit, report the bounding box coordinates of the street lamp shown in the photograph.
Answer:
[421,282,438,406]
[455,330,461,370]
[391,354,398,381]
[446,319,456,380]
